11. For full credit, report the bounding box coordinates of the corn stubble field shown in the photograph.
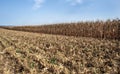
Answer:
[0,20,120,74]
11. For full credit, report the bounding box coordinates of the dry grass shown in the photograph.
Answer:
[0,28,120,74]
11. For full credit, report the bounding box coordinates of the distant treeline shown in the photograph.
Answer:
[1,19,120,40]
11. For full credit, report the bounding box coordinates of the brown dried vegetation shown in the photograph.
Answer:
[2,19,120,40]
[0,19,120,74]
[0,28,120,74]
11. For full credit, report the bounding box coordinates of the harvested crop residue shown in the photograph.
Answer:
[0,28,120,74]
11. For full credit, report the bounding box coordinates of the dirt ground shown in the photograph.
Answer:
[0,28,120,74]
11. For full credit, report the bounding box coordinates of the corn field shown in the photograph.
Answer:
[1,19,120,40]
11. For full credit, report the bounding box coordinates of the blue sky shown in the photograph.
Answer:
[0,0,120,26]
